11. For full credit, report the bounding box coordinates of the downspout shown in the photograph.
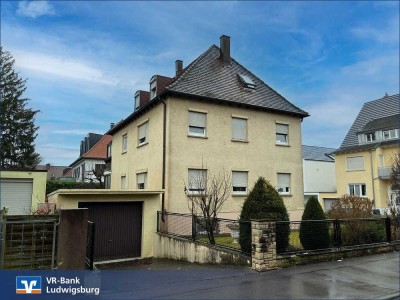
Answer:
[369,149,376,207]
[161,99,167,220]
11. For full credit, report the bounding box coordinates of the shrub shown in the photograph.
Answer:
[239,177,290,253]
[46,180,101,195]
[299,196,330,250]
[328,195,373,219]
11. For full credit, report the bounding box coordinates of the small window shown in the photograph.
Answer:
[366,132,376,143]
[94,164,103,174]
[150,78,157,99]
[122,134,128,152]
[232,171,248,194]
[188,169,207,193]
[349,184,366,197]
[232,117,247,141]
[134,92,140,111]
[277,173,291,194]
[238,74,256,89]
[276,124,289,145]
[107,142,112,158]
[188,111,206,137]
[346,156,364,171]
[138,122,148,146]
[137,172,147,189]
[383,129,398,140]
[121,176,126,190]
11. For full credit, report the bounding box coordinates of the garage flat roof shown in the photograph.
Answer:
[48,189,164,196]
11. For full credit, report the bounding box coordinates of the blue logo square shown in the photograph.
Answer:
[16,276,42,294]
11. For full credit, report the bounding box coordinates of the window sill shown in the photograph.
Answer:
[231,139,249,143]
[276,143,290,147]
[232,193,248,197]
[346,170,365,172]
[279,194,293,197]
[137,142,149,148]
[121,150,127,154]
[188,135,208,139]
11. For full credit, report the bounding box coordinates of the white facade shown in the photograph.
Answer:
[71,158,105,183]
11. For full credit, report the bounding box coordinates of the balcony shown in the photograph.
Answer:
[378,167,391,179]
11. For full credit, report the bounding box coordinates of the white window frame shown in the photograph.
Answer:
[365,132,376,143]
[150,78,157,99]
[134,92,140,110]
[121,176,126,190]
[276,124,289,145]
[349,184,367,197]
[277,173,291,195]
[138,122,148,146]
[232,171,248,195]
[346,156,364,171]
[137,172,147,189]
[187,169,207,194]
[188,111,207,137]
[383,129,398,140]
[232,117,247,141]
[122,134,128,153]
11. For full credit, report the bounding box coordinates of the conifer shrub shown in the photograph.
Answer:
[299,196,330,250]
[239,177,290,253]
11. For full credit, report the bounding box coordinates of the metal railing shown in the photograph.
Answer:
[277,217,399,255]
[157,211,251,255]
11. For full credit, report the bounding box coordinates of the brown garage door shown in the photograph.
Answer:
[78,202,142,261]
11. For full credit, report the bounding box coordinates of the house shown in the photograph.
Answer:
[322,94,400,212]
[36,163,70,180]
[302,145,336,209]
[107,35,309,221]
[0,169,47,214]
[69,133,112,184]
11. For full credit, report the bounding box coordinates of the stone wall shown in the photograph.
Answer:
[154,232,251,266]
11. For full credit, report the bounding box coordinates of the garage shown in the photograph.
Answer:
[0,179,33,215]
[78,201,143,261]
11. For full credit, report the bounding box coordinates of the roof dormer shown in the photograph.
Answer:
[149,76,157,99]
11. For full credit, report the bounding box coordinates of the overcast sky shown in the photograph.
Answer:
[1,1,399,166]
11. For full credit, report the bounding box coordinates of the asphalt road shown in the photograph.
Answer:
[96,252,399,299]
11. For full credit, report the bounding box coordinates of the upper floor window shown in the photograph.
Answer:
[346,156,364,171]
[232,117,247,141]
[134,92,140,111]
[349,184,366,197]
[107,142,112,158]
[137,172,147,189]
[276,124,289,145]
[121,175,126,190]
[232,171,248,194]
[122,134,128,152]
[366,132,376,143]
[188,169,207,194]
[277,173,291,195]
[383,129,398,140]
[188,111,206,137]
[150,77,157,99]
[138,122,148,146]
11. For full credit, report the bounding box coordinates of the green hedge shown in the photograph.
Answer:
[46,180,101,195]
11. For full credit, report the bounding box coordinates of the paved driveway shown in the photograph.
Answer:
[97,252,399,299]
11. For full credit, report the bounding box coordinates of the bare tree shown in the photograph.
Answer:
[389,154,400,215]
[184,168,231,244]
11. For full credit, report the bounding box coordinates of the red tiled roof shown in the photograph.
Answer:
[82,134,112,159]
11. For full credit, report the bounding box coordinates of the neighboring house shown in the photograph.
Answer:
[69,134,112,184]
[36,163,70,180]
[108,35,309,221]
[323,94,400,212]
[0,169,47,214]
[302,145,336,209]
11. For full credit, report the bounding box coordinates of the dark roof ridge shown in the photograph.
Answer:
[230,56,309,117]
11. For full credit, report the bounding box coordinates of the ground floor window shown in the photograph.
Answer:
[349,184,366,197]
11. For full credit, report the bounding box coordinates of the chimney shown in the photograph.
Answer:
[110,122,115,129]
[220,35,231,63]
[46,163,50,170]
[175,60,183,76]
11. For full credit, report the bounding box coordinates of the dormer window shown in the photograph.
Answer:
[238,74,256,89]
[383,129,398,140]
[134,91,140,111]
[150,76,157,99]
[366,133,376,143]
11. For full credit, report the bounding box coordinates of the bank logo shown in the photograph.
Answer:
[16,276,42,294]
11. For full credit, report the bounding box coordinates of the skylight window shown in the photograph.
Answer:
[238,74,256,89]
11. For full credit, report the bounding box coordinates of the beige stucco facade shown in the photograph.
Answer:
[110,97,305,221]
[47,189,162,257]
[321,144,399,209]
[0,170,47,212]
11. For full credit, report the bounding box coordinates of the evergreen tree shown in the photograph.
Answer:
[0,48,41,169]
[299,196,330,250]
[239,177,290,253]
